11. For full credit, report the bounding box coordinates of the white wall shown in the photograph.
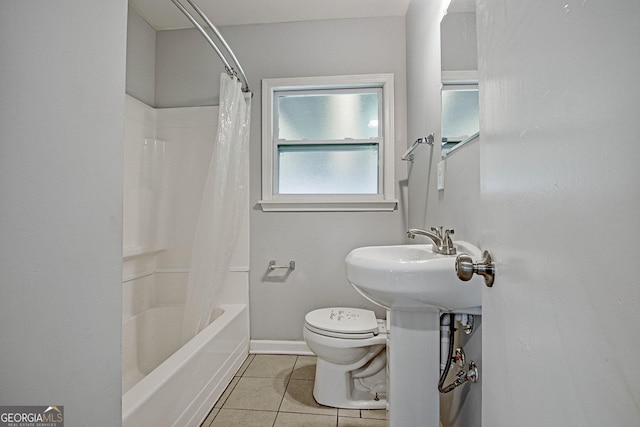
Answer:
[0,1,126,424]
[155,17,408,341]
[123,96,162,256]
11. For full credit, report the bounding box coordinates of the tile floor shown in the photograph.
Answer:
[200,354,387,427]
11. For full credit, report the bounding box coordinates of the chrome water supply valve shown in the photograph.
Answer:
[454,348,466,368]
[455,250,495,287]
[466,361,479,383]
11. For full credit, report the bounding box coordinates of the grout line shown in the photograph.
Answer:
[202,354,383,427]
[270,355,291,427]
[275,355,296,414]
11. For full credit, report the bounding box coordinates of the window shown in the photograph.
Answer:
[260,74,397,211]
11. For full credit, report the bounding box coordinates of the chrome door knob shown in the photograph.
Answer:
[455,250,495,287]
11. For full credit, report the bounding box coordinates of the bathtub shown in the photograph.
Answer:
[122,303,249,427]
[122,95,250,425]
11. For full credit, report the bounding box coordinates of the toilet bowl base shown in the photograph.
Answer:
[313,386,387,410]
[312,358,387,410]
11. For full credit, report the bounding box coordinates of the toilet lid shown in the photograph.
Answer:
[305,308,379,335]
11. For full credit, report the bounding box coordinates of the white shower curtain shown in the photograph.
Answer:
[181,73,251,344]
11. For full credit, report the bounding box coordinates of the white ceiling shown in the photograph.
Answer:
[130,0,412,30]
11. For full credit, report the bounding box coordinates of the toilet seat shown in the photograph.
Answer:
[305,323,376,339]
[305,308,382,339]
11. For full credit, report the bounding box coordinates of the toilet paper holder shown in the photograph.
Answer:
[268,260,296,271]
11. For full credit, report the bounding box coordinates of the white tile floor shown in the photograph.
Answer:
[200,354,387,427]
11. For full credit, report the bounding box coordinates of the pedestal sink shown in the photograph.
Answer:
[345,241,484,427]
[346,241,483,313]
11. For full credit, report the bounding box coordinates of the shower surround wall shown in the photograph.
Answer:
[122,94,249,391]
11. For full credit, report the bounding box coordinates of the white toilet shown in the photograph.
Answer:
[303,307,388,409]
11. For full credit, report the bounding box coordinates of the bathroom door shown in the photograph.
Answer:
[477,1,640,426]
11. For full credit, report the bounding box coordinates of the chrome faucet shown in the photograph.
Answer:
[407,227,457,255]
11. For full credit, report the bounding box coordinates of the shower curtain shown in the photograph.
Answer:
[181,73,251,344]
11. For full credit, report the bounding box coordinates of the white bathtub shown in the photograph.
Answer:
[123,96,250,426]
[122,303,249,427]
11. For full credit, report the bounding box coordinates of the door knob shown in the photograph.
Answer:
[455,250,495,287]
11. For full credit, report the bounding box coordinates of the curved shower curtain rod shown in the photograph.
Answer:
[171,0,250,93]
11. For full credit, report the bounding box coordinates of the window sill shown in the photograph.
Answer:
[258,199,398,212]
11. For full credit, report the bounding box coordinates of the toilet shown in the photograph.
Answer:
[303,307,388,409]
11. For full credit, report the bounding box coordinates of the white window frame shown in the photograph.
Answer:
[259,74,397,212]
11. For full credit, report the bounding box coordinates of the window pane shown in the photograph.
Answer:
[441,88,479,141]
[278,144,379,194]
[277,91,380,140]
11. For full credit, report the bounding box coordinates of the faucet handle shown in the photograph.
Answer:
[431,226,443,238]
[441,229,456,254]
[444,228,454,241]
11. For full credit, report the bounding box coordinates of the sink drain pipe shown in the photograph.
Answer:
[438,313,478,393]
[438,313,456,393]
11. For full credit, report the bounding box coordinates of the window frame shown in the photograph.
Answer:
[260,74,397,212]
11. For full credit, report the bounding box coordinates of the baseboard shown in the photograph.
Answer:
[249,340,313,355]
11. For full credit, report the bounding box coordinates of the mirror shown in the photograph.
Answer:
[440,0,479,157]
[441,81,478,156]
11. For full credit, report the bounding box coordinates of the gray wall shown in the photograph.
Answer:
[0,1,126,425]
[441,12,477,72]
[126,6,156,105]
[155,17,408,340]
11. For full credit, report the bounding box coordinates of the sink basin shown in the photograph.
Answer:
[345,242,483,312]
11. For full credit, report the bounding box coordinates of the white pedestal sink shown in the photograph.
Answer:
[345,242,484,427]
